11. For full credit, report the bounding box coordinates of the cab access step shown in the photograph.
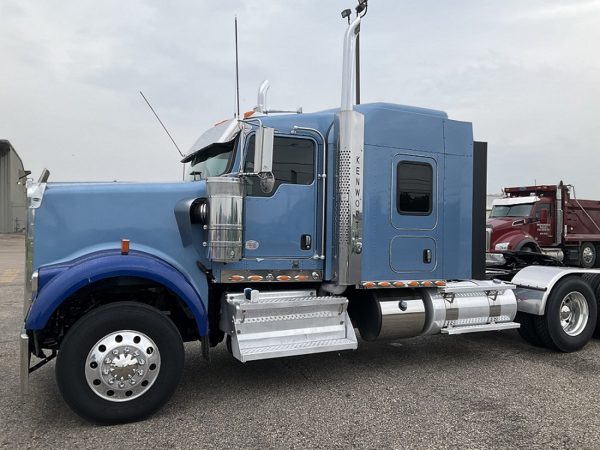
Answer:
[219,289,358,362]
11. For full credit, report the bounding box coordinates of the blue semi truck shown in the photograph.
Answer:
[20,7,600,424]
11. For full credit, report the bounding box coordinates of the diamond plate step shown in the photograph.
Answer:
[239,337,358,362]
[221,289,358,362]
[441,321,520,335]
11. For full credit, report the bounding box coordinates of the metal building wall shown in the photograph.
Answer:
[0,140,27,233]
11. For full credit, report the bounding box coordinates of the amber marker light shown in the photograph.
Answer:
[422,281,433,287]
[295,275,309,281]
[121,239,130,255]
[393,281,405,288]
[247,275,264,282]
[408,281,419,287]
[378,281,391,287]
[434,281,446,287]
[363,282,376,288]
[276,275,291,281]
[243,110,254,119]
[229,275,245,282]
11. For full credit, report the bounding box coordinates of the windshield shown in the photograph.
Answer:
[490,203,534,218]
[185,141,236,181]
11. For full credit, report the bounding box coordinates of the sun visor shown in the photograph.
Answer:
[181,119,241,163]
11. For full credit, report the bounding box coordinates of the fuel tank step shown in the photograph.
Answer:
[220,289,358,362]
[441,321,520,335]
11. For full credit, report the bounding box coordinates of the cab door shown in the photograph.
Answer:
[242,135,318,259]
[533,201,554,246]
[389,154,441,278]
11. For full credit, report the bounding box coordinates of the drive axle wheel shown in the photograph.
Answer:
[515,312,544,347]
[534,277,597,352]
[56,302,184,424]
[579,242,596,268]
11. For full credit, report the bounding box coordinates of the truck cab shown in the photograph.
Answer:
[488,193,555,253]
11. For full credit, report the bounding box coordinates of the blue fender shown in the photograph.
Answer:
[25,251,208,335]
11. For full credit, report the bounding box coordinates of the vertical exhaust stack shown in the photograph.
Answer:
[333,14,365,287]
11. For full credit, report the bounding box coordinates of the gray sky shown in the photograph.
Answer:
[1,1,599,196]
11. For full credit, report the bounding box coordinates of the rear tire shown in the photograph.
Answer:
[515,312,544,347]
[533,277,597,352]
[582,273,600,338]
[579,242,596,268]
[56,302,184,424]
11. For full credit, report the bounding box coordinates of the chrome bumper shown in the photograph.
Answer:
[20,329,30,395]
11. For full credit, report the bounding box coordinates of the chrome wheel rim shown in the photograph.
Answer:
[582,247,594,266]
[85,330,161,402]
[559,292,589,337]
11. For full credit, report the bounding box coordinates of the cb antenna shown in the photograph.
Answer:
[235,15,241,119]
[139,91,184,158]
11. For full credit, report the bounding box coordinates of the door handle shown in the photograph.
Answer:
[301,234,312,250]
[423,249,432,264]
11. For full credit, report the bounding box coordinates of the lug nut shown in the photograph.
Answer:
[130,380,136,385]
[119,382,125,388]
[108,378,114,385]
[105,357,111,364]
[103,369,109,375]
[124,347,129,353]
[137,369,144,376]
[139,359,145,365]
[133,351,140,357]
[112,349,119,355]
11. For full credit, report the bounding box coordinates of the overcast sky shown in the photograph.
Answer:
[1,1,599,196]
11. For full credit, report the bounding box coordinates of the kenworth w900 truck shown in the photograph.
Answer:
[20,6,600,424]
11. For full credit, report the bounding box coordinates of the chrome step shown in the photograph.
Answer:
[441,321,520,335]
[220,289,358,363]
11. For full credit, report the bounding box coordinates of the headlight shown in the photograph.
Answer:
[495,242,510,251]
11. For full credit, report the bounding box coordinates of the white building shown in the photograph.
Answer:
[0,140,28,233]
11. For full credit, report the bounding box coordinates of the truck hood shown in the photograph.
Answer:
[32,181,208,274]
[486,217,517,231]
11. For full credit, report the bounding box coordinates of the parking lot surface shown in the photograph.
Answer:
[2,233,600,449]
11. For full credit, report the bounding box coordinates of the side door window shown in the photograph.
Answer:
[244,135,315,196]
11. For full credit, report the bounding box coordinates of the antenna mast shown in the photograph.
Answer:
[139,91,184,158]
[235,16,241,119]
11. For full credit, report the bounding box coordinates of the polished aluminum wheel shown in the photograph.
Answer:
[582,246,595,266]
[85,330,161,402]
[559,292,589,337]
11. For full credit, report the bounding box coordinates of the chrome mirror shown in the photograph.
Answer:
[253,126,274,174]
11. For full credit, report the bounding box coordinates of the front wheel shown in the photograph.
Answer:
[533,277,597,352]
[56,302,184,424]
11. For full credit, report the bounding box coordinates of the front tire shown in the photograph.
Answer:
[533,277,597,352]
[56,302,184,424]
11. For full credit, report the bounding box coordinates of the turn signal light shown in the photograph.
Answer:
[121,239,130,255]
[243,110,254,119]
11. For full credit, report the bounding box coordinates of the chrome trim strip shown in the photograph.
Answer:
[220,269,322,283]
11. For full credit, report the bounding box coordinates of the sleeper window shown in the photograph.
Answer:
[396,162,433,215]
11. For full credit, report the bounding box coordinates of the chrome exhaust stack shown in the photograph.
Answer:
[333,14,364,287]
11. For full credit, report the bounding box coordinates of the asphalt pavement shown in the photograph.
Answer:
[2,233,600,449]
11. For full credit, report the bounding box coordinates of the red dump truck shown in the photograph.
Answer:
[487,183,600,268]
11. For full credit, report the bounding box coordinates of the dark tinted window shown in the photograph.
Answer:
[245,136,315,196]
[396,162,433,215]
